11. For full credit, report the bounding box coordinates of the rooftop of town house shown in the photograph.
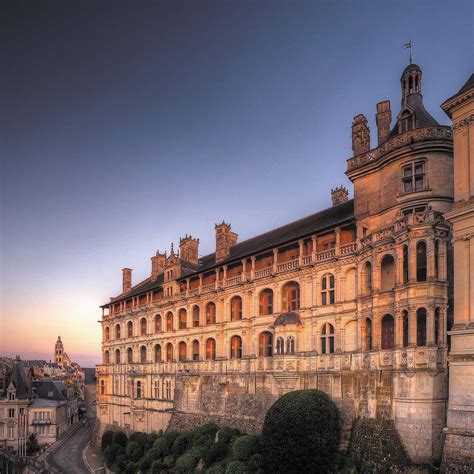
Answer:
[104,198,355,307]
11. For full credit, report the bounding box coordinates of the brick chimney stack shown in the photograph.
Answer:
[376,100,392,145]
[151,251,166,281]
[215,222,238,262]
[122,268,132,294]
[179,235,199,265]
[331,186,349,206]
[351,114,370,156]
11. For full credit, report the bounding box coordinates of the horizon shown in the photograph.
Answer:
[1,0,472,362]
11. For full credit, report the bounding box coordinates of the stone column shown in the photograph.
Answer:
[335,228,341,256]
[250,256,256,280]
[408,240,417,282]
[395,310,404,348]
[298,239,304,266]
[335,317,342,353]
[311,235,317,263]
[439,239,447,281]
[215,269,220,290]
[186,278,190,298]
[223,266,227,286]
[335,267,342,303]
[395,244,404,286]
[273,249,278,273]
[241,259,247,282]
[372,314,380,350]
[427,238,436,280]
[408,306,417,346]
[427,304,436,346]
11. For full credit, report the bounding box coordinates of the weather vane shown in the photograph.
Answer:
[403,39,414,64]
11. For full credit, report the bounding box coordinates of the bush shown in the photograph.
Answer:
[129,431,151,450]
[172,433,193,457]
[206,462,227,474]
[125,440,143,462]
[176,446,204,472]
[146,447,163,463]
[151,459,164,473]
[216,426,241,445]
[192,423,219,441]
[262,389,340,473]
[203,441,229,467]
[231,435,260,462]
[103,444,121,468]
[163,455,174,468]
[101,430,115,451]
[248,453,264,471]
[163,430,180,448]
[153,437,170,457]
[225,460,249,474]
[112,430,128,447]
[136,455,150,472]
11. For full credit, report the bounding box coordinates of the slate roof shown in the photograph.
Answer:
[441,73,474,115]
[274,312,302,326]
[104,199,355,306]
[3,361,31,399]
[83,368,96,385]
[33,380,70,401]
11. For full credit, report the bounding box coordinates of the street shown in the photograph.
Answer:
[47,422,93,474]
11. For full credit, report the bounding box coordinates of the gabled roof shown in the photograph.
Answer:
[33,380,70,401]
[3,361,31,399]
[104,199,355,306]
[83,368,96,384]
[441,73,474,116]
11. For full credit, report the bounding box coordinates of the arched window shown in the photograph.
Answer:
[193,306,200,327]
[364,318,372,351]
[127,347,133,363]
[259,332,273,357]
[381,314,395,349]
[140,345,147,363]
[363,262,372,295]
[230,296,243,321]
[403,245,409,284]
[178,342,187,361]
[104,326,110,342]
[100,380,105,395]
[115,324,121,340]
[166,343,174,362]
[179,309,187,329]
[417,308,427,346]
[435,308,440,345]
[192,340,200,361]
[381,255,395,291]
[259,289,273,316]
[127,321,133,338]
[154,315,161,333]
[206,338,216,360]
[104,350,110,364]
[136,381,142,399]
[282,282,300,311]
[230,335,242,359]
[206,302,216,325]
[140,318,147,336]
[416,241,427,282]
[166,312,174,331]
[286,336,295,354]
[321,274,335,305]
[154,344,162,363]
[115,349,121,364]
[276,337,285,355]
[403,311,409,347]
[321,323,335,354]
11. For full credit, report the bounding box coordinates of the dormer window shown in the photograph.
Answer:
[402,161,426,194]
[8,391,15,401]
[399,111,415,133]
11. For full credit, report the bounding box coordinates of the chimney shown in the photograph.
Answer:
[122,268,132,294]
[151,251,166,281]
[215,222,238,262]
[331,186,349,206]
[179,235,199,265]
[376,100,392,145]
[351,114,370,156]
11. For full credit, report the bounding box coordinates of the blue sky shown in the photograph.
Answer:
[1,0,472,366]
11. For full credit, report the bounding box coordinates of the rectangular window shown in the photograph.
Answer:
[402,161,426,194]
[8,409,15,418]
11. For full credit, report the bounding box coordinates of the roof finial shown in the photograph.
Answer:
[403,38,413,65]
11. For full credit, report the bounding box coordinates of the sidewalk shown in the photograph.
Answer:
[83,426,105,473]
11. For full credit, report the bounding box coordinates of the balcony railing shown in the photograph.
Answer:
[255,267,272,279]
[225,275,242,287]
[316,249,335,262]
[339,242,357,255]
[201,284,215,294]
[302,255,312,266]
[276,259,298,273]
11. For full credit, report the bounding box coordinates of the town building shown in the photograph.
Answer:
[97,63,473,467]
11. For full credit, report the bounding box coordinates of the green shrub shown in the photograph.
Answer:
[216,426,241,444]
[225,460,249,474]
[136,455,150,472]
[231,435,260,462]
[101,430,114,451]
[145,447,162,463]
[103,444,121,468]
[151,459,164,473]
[262,389,340,473]
[248,453,264,471]
[172,433,192,457]
[203,441,229,467]
[129,431,151,450]
[176,446,204,472]
[206,462,227,474]
[163,430,179,448]
[125,440,143,462]
[153,437,170,457]
[192,423,219,441]
[163,454,174,468]
[112,430,128,447]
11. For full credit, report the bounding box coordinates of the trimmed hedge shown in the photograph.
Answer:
[231,435,260,462]
[125,440,143,462]
[225,460,249,474]
[112,430,128,447]
[101,430,114,451]
[262,389,341,473]
[176,446,204,472]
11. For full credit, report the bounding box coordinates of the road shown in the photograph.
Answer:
[48,422,93,474]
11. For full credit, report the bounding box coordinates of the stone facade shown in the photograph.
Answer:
[97,63,460,465]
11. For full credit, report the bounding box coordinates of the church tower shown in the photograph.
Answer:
[55,335,64,366]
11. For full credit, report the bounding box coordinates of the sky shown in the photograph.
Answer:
[1,0,472,367]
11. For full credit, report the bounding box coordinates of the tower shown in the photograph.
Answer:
[55,336,64,366]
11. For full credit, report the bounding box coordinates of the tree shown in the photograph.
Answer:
[261,389,340,473]
[26,433,40,456]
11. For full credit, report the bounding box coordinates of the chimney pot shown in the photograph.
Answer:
[376,100,392,145]
[122,268,132,294]
[215,222,238,262]
[331,186,349,206]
